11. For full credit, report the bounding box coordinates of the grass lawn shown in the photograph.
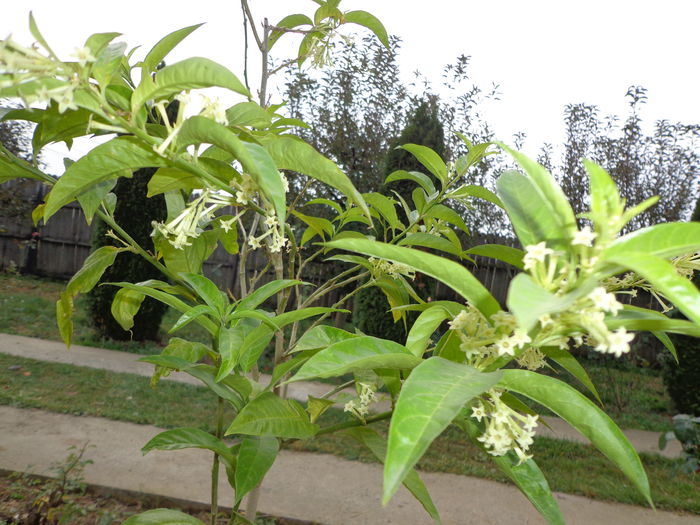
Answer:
[0,272,678,432]
[1,353,698,515]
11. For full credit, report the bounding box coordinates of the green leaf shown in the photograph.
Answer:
[346,427,441,524]
[44,137,166,220]
[540,347,601,403]
[29,12,57,58]
[447,184,504,209]
[499,143,577,239]
[177,116,285,224]
[324,239,501,319]
[465,244,524,270]
[92,42,127,88]
[76,178,117,224]
[603,222,700,261]
[269,14,313,49]
[260,134,370,220]
[583,159,621,221]
[399,144,447,184]
[273,306,346,329]
[606,305,700,338]
[507,274,586,332]
[237,279,303,311]
[132,57,249,115]
[343,10,390,48]
[426,204,470,234]
[67,246,122,296]
[496,171,570,251]
[169,304,215,334]
[397,233,463,257]
[405,307,450,357]
[385,170,436,195]
[147,167,203,196]
[606,253,700,325]
[364,192,402,230]
[142,427,234,466]
[141,24,204,74]
[154,230,218,275]
[306,396,335,423]
[217,319,257,381]
[111,287,145,331]
[289,336,421,382]
[499,370,652,506]
[239,324,276,373]
[122,508,206,525]
[149,338,210,386]
[180,273,226,315]
[384,357,501,503]
[84,32,122,56]
[226,101,272,128]
[32,106,92,155]
[226,392,318,438]
[291,325,358,353]
[235,436,279,503]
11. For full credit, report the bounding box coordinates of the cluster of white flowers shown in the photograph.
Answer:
[471,389,539,463]
[248,213,287,253]
[368,257,416,280]
[199,95,228,125]
[151,189,236,249]
[344,383,376,419]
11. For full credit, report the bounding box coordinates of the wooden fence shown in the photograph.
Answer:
[0,180,664,358]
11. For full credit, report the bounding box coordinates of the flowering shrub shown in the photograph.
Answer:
[2,3,700,525]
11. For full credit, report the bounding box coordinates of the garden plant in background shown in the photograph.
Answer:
[1,2,700,525]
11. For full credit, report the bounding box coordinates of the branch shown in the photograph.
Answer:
[240,0,263,51]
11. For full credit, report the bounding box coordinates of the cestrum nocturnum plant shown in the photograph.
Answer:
[2,4,700,525]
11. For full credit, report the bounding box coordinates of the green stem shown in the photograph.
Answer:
[316,410,392,436]
[211,395,225,525]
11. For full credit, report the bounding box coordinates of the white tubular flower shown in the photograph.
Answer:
[71,46,96,67]
[523,242,554,270]
[200,95,228,125]
[588,287,623,315]
[471,403,486,422]
[449,310,471,331]
[280,172,290,192]
[606,327,635,357]
[248,236,262,250]
[538,314,554,328]
[54,87,77,113]
[264,214,278,228]
[572,226,597,247]
[219,218,235,232]
[495,337,515,357]
[510,329,531,349]
[491,311,518,331]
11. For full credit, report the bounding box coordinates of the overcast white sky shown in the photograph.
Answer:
[3,0,699,172]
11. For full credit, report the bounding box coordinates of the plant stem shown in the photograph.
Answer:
[316,410,393,436]
[211,395,225,525]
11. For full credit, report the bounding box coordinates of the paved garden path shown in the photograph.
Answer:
[0,333,681,458]
[1,334,696,524]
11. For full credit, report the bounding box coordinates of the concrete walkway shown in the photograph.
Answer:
[0,333,682,458]
[1,406,698,525]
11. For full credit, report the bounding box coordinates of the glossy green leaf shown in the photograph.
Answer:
[464,244,524,270]
[385,170,436,195]
[507,273,587,331]
[606,306,700,338]
[111,287,145,331]
[44,137,166,220]
[236,279,303,311]
[447,184,504,209]
[29,12,57,58]
[343,10,389,48]
[132,57,249,115]
[84,32,122,56]
[289,336,421,382]
[499,143,577,238]
[122,509,205,525]
[583,159,621,221]
[405,307,450,357]
[235,436,279,503]
[147,167,202,196]
[496,171,570,250]
[364,192,402,230]
[177,116,286,224]
[273,306,346,329]
[169,304,215,334]
[269,14,313,49]
[149,338,210,386]
[217,318,258,381]
[154,229,218,276]
[226,101,272,128]
[226,392,318,438]
[325,239,501,319]
[540,347,601,403]
[141,24,204,73]
[260,134,370,220]
[291,325,358,353]
[500,369,652,505]
[239,324,276,373]
[426,204,470,234]
[32,106,92,155]
[384,357,501,503]
[606,252,700,325]
[92,42,127,88]
[142,427,234,466]
[399,144,447,184]
[397,233,462,257]
[603,223,700,261]
[180,273,226,315]
[76,178,118,225]
[346,427,441,523]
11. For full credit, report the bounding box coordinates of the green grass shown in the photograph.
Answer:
[0,353,698,515]
[0,272,679,431]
